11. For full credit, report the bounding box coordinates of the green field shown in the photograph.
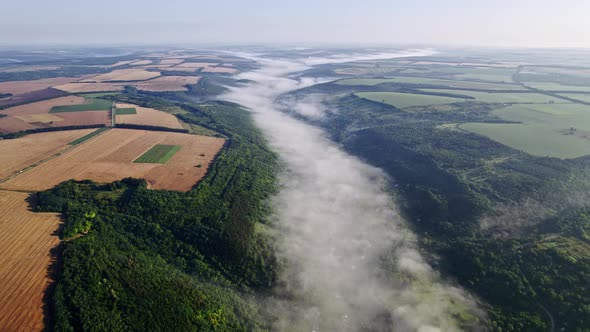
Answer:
[68,127,109,145]
[336,77,525,90]
[420,89,567,104]
[115,107,137,115]
[134,144,181,164]
[535,236,590,262]
[50,98,112,113]
[461,103,590,158]
[524,82,590,92]
[355,92,464,108]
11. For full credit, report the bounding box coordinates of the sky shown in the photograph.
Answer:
[2,0,590,48]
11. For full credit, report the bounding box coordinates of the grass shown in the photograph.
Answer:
[336,77,525,90]
[535,236,590,262]
[115,107,137,115]
[134,144,181,164]
[524,82,590,92]
[50,97,112,113]
[420,89,568,104]
[68,127,109,145]
[557,93,590,103]
[460,103,590,158]
[355,92,464,108]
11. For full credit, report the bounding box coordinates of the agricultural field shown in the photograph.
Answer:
[133,76,200,91]
[0,77,83,95]
[54,76,200,93]
[336,77,525,90]
[129,60,153,66]
[557,93,590,103]
[80,69,160,82]
[49,97,111,113]
[0,129,226,192]
[0,129,94,179]
[53,82,126,93]
[134,144,181,163]
[419,89,567,103]
[460,103,590,158]
[159,58,185,65]
[1,96,85,116]
[355,92,464,108]
[0,96,110,133]
[114,103,184,129]
[523,82,590,92]
[115,107,137,115]
[0,190,61,331]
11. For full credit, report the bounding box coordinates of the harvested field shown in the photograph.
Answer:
[201,66,238,74]
[0,77,81,95]
[0,129,226,192]
[1,96,85,116]
[0,129,94,179]
[130,60,153,66]
[54,111,110,127]
[0,88,68,108]
[115,103,183,129]
[53,82,125,93]
[0,190,61,331]
[134,76,200,92]
[15,113,63,123]
[159,59,184,65]
[80,69,160,83]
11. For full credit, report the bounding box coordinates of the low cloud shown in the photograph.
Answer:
[221,50,482,331]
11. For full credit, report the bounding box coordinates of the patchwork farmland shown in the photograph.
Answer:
[0,129,225,192]
[0,96,111,133]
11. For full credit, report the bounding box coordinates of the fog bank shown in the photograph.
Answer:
[222,51,481,331]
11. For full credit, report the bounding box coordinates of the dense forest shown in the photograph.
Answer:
[36,90,280,331]
[314,92,590,331]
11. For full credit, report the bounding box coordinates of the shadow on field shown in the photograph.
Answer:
[26,193,65,332]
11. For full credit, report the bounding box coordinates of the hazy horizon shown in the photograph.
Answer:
[2,0,589,48]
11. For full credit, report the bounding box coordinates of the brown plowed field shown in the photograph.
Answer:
[0,129,225,192]
[0,129,94,179]
[0,116,35,133]
[115,103,184,129]
[0,190,61,331]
